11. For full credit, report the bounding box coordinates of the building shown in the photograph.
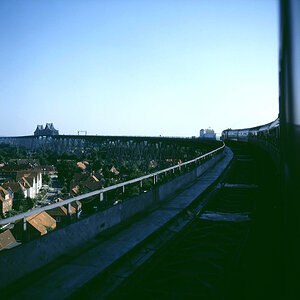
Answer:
[34,123,59,136]
[0,170,17,182]
[40,165,56,175]
[47,205,76,228]
[1,182,26,201]
[16,170,42,198]
[199,128,216,140]
[0,186,13,216]
[0,230,20,251]
[13,211,56,242]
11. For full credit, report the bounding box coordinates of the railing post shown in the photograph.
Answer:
[67,203,72,222]
[23,217,27,231]
[100,192,103,201]
[122,185,125,201]
[23,218,27,242]
[139,180,143,193]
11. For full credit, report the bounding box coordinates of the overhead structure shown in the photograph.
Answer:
[34,123,59,136]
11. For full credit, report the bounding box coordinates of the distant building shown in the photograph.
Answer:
[199,128,216,140]
[34,123,59,136]
[40,165,56,175]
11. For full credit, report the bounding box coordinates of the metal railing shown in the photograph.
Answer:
[0,142,225,227]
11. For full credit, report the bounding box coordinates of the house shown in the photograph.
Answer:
[13,211,56,242]
[16,159,40,169]
[16,170,42,198]
[18,176,33,198]
[83,181,102,192]
[0,230,20,251]
[83,174,103,192]
[0,169,42,199]
[77,161,89,172]
[71,185,80,196]
[110,166,120,175]
[53,198,82,218]
[40,165,56,175]
[0,186,13,216]
[47,205,76,228]
[1,182,26,201]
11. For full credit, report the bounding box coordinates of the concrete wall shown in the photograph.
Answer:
[0,151,224,289]
[158,152,224,201]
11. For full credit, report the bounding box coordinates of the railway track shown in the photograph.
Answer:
[68,143,283,299]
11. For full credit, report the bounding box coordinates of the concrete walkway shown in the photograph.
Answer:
[9,147,233,300]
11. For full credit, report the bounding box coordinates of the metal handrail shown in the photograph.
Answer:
[0,142,225,226]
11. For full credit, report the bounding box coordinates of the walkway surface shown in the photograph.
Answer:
[8,147,233,300]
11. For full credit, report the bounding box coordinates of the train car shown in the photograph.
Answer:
[221,129,229,141]
[222,119,279,145]
[222,118,280,171]
[221,129,239,141]
[279,1,300,296]
[237,129,249,142]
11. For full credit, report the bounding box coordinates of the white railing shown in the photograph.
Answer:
[0,142,225,226]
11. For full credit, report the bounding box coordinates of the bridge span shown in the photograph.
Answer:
[0,140,282,299]
[0,141,227,297]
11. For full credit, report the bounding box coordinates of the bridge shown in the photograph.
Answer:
[0,133,282,299]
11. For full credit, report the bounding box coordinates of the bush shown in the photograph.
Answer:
[26,197,37,209]
[44,225,54,233]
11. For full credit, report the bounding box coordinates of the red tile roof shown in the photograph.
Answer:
[47,205,76,217]
[1,182,26,193]
[0,230,19,251]
[26,212,56,235]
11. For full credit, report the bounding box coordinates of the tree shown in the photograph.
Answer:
[57,160,79,189]
[42,174,51,185]
[5,209,18,218]
[26,197,36,209]
[92,159,102,171]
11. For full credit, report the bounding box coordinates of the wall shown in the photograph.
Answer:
[0,151,224,289]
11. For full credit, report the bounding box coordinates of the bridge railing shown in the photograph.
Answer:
[0,142,225,228]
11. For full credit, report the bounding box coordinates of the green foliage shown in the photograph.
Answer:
[34,194,43,201]
[92,159,102,171]
[61,185,68,194]
[26,197,37,209]
[5,209,18,218]
[57,160,79,189]
[44,225,54,233]
[42,174,51,185]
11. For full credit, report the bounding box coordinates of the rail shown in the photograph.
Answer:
[0,142,225,226]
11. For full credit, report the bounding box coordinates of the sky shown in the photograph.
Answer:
[0,0,279,137]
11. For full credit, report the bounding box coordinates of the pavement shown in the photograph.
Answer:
[9,147,233,300]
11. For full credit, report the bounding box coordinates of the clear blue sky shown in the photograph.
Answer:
[0,0,279,136]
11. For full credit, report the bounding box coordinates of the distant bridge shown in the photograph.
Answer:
[0,135,221,167]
